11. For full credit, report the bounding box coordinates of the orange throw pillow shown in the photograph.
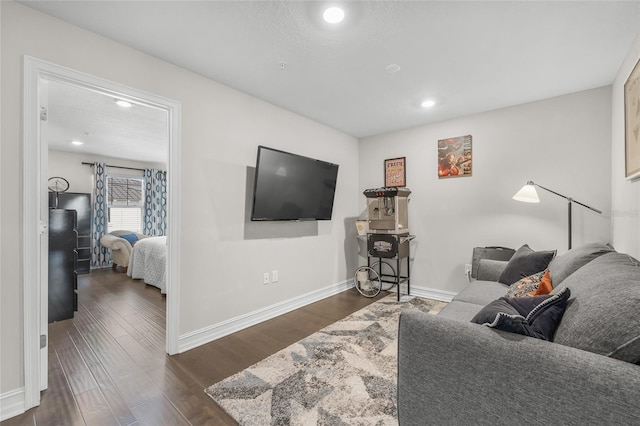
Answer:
[533,270,553,296]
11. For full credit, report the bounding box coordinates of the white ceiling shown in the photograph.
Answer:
[47,80,169,164]
[23,0,640,160]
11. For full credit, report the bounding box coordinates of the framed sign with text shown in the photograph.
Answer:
[384,157,406,187]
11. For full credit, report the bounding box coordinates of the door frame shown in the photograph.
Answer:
[22,56,182,410]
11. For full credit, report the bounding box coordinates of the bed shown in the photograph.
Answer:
[127,236,167,294]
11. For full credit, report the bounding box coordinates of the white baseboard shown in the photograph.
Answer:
[178,279,355,353]
[385,284,456,302]
[410,285,456,302]
[1,388,25,422]
[177,280,456,354]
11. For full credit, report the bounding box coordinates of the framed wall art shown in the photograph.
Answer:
[384,157,406,187]
[438,134,472,178]
[625,57,640,179]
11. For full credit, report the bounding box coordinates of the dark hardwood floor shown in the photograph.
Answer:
[3,269,385,425]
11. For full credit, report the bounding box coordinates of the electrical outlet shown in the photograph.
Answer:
[272,270,279,282]
[464,263,472,275]
[263,272,270,285]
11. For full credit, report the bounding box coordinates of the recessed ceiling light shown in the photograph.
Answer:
[385,64,401,74]
[71,140,84,146]
[115,99,132,108]
[323,6,345,24]
[421,99,436,108]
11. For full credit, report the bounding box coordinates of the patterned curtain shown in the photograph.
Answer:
[143,168,167,236]
[91,162,110,267]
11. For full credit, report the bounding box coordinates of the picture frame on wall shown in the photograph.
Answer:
[384,157,406,187]
[625,57,640,179]
[438,134,472,178]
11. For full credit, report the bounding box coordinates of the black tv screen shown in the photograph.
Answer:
[251,146,339,221]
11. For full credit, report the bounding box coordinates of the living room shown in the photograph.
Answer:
[2,0,640,423]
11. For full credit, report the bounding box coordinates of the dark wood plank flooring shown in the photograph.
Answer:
[2,269,384,425]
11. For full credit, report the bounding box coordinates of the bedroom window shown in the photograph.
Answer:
[106,176,145,233]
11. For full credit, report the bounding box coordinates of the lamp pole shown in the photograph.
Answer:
[531,182,602,250]
[568,199,572,250]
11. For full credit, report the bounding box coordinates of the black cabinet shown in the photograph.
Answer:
[49,192,91,274]
[48,209,78,322]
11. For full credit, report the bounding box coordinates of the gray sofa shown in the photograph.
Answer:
[398,243,640,425]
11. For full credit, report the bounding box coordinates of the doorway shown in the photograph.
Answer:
[23,56,182,411]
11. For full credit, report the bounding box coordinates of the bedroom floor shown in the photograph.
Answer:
[2,269,384,425]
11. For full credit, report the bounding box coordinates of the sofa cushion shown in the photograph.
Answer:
[506,270,547,297]
[471,287,570,341]
[548,242,614,286]
[453,280,509,306]
[498,244,556,285]
[471,246,515,278]
[476,259,509,281]
[437,300,483,322]
[552,252,640,363]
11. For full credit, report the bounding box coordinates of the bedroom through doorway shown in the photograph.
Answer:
[47,78,169,297]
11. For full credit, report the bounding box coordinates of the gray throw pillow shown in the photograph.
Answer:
[552,252,640,363]
[547,242,614,286]
[498,244,556,285]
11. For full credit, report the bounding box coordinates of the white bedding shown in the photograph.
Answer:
[127,236,167,294]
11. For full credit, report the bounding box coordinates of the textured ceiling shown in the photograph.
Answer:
[23,0,640,160]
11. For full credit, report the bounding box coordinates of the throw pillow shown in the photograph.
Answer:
[119,233,139,246]
[533,270,553,296]
[498,244,556,285]
[471,287,571,341]
[505,270,546,297]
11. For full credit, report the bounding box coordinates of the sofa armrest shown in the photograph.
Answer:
[475,259,507,281]
[398,311,640,425]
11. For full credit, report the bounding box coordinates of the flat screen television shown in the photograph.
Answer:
[251,146,339,221]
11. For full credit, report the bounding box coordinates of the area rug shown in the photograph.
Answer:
[205,294,447,425]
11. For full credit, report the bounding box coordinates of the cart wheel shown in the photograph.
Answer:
[370,261,396,291]
[353,266,382,298]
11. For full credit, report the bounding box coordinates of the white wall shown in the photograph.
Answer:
[360,87,612,295]
[48,150,165,194]
[1,1,359,398]
[611,32,640,257]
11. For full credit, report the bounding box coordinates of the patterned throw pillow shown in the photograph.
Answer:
[533,270,553,296]
[506,270,547,297]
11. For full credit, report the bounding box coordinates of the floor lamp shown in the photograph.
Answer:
[512,181,602,250]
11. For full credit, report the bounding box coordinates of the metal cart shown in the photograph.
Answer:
[354,233,414,301]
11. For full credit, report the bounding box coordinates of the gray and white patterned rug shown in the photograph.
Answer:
[205,294,447,425]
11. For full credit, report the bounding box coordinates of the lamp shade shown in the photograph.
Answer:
[513,182,540,203]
